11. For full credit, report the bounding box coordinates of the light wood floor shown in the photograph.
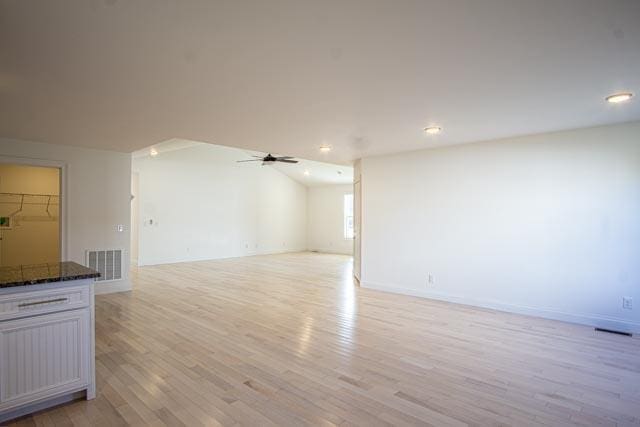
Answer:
[8,252,640,426]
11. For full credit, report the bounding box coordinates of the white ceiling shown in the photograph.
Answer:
[271,157,353,187]
[131,138,202,159]
[133,139,353,187]
[1,0,639,164]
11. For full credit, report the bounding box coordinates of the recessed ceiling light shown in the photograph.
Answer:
[606,92,633,103]
[149,148,158,157]
[319,144,332,153]
[303,170,310,176]
[424,126,442,135]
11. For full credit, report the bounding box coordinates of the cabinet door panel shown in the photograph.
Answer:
[0,309,89,408]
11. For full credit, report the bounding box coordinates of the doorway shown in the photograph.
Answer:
[130,172,139,266]
[353,180,361,282]
[0,164,61,267]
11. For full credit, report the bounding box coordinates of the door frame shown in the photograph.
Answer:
[353,179,361,282]
[0,156,68,263]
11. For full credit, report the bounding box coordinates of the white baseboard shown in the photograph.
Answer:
[137,248,310,267]
[309,248,353,256]
[95,279,132,295]
[361,281,639,334]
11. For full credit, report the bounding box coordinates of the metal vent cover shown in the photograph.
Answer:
[86,249,123,282]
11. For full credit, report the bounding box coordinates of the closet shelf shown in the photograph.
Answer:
[0,192,59,197]
[0,193,59,217]
[0,193,59,204]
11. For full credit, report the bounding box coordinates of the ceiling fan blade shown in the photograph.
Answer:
[276,159,299,163]
[236,159,262,162]
[274,156,294,159]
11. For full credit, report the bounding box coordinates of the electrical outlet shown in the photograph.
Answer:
[623,297,633,310]
[427,274,434,286]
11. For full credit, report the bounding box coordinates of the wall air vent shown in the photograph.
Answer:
[86,249,123,282]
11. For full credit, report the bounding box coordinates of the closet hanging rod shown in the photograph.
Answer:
[0,192,59,197]
[0,201,59,206]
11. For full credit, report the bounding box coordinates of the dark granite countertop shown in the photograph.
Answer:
[0,261,100,288]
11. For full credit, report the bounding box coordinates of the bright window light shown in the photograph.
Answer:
[344,194,354,239]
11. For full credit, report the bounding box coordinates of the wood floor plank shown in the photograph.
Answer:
[6,252,640,426]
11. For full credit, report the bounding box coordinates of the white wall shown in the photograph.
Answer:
[360,121,640,333]
[307,184,353,255]
[133,144,307,265]
[0,137,132,294]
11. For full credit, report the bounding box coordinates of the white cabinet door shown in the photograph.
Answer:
[0,309,89,411]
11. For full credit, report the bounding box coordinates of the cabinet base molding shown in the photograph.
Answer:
[0,390,86,424]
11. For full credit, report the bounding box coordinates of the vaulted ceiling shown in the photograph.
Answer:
[133,139,353,186]
[1,0,638,164]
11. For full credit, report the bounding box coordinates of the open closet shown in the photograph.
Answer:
[0,164,60,267]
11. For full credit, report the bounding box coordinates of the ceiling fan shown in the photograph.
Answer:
[237,153,299,165]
